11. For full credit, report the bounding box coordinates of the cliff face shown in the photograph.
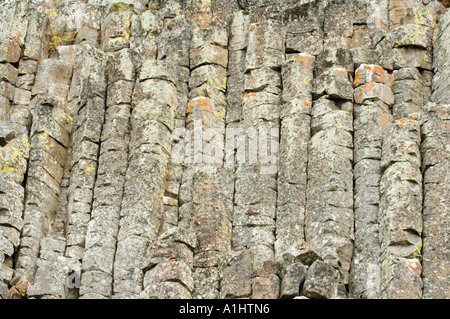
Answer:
[0,0,449,299]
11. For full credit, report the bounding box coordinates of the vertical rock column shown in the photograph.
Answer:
[275,54,314,259]
[379,118,423,299]
[63,46,108,266]
[79,49,135,299]
[222,20,283,299]
[422,8,450,299]
[0,3,45,298]
[178,25,232,299]
[421,102,449,299]
[384,8,434,120]
[0,132,30,299]
[15,58,73,285]
[157,16,192,233]
[25,42,83,300]
[306,67,354,294]
[113,59,177,298]
[350,64,394,299]
[141,228,196,298]
[0,20,27,299]
[432,9,450,104]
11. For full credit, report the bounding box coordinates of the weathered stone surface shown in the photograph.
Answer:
[0,0,448,300]
[280,263,307,299]
[421,103,450,299]
[350,66,393,299]
[302,260,340,299]
[380,117,423,299]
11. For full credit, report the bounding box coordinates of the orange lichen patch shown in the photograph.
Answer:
[355,64,391,87]
[380,113,391,127]
[187,103,193,115]
[354,69,362,87]
[187,97,213,115]
[364,82,375,92]
[250,24,256,32]
[396,118,416,127]
[432,24,438,47]
[333,68,347,77]
[304,99,312,107]
[409,112,419,118]
[293,54,310,68]
[408,260,422,277]
[244,92,258,99]
[387,73,395,88]
[371,65,385,78]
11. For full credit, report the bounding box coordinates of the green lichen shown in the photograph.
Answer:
[439,0,450,8]
[48,31,76,51]
[112,2,134,13]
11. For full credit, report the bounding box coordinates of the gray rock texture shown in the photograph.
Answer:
[0,0,449,299]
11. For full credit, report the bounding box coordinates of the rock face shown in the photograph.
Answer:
[0,0,449,299]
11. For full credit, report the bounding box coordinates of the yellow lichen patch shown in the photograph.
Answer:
[222,77,227,91]
[416,240,423,253]
[303,78,310,84]
[114,2,133,12]
[44,9,58,18]
[42,132,50,151]
[85,163,96,175]
[48,31,76,51]
[2,165,14,173]
[12,147,22,158]
[213,111,225,119]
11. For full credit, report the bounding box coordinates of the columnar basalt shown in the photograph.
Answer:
[350,64,394,299]
[379,117,423,299]
[0,0,449,300]
[420,102,449,299]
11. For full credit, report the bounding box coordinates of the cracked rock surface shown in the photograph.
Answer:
[0,0,449,299]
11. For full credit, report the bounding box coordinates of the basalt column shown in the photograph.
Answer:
[306,66,354,295]
[15,56,73,285]
[421,8,450,299]
[379,117,423,299]
[350,64,394,299]
[276,54,314,260]
[113,58,177,298]
[179,24,233,299]
[222,20,283,299]
[79,49,135,299]
[420,102,449,299]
